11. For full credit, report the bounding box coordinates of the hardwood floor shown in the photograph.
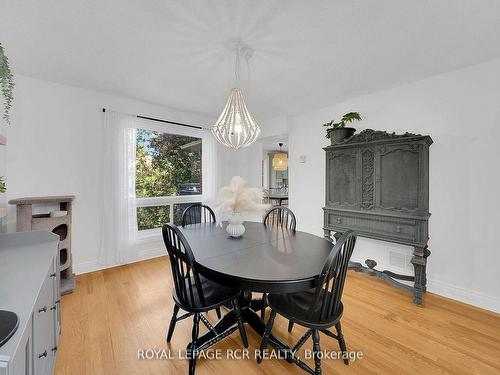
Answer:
[55,256,500,375]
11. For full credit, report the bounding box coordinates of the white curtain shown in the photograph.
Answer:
[98,110,138,265]
[202,131,220,202]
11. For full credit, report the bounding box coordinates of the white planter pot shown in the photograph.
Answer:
[226,212,245,238]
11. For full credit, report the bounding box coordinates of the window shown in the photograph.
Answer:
[135,127,204,232]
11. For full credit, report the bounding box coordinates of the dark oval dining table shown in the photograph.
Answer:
[179,221,334,358]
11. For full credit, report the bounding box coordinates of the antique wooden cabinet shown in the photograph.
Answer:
[323,129,432,305]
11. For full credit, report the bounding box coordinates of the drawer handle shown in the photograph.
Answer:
[38,306,47,313]
[50,273,57,278]
[51,346,58,352]
[51,305,57,311]
[55,299,60,304]
[336,217,342,224]
[396,225,402,233]
[38,350,48,358]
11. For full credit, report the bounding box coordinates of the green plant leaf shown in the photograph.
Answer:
[341,112,362,123]
[0,43,15,125]
[0,176,6,193]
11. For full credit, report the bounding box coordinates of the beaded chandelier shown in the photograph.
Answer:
[212,45,261,149]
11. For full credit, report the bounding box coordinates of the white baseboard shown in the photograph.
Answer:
[73,247,165,275]
[350,256,500,314]
[427,278,500,314]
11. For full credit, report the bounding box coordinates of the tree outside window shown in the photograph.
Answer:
[135,128,202,230]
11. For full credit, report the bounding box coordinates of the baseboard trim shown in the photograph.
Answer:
[350,256,500,314]
[73,247,165,275]
[427,278,500,314]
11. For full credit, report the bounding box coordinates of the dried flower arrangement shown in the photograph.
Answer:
[212,176,270,223]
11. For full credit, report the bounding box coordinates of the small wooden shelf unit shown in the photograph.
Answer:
[9,195,76,294]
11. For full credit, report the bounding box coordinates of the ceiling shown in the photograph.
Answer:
[2,0,500,121]
[260,135,288,152]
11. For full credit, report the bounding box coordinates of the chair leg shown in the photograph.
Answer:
[312,329,322,375]
[335,322,349,365]
[216,307,222,319]
[231,298,248,348]
[166,304,180,343]
[189,313,200,375]
[257,309,276,363]
[260,293,267,319]
[287,320,294,333]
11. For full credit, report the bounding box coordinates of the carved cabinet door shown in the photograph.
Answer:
[375,142,425,213]
[326,149,359,208]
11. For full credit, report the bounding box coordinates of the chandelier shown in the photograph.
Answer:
[272,143,288,171]
[212,44,261,149]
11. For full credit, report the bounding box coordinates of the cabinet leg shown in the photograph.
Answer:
[323,229,332,242]
[411,246,430,305]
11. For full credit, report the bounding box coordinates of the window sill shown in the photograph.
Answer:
[136,228,162,242]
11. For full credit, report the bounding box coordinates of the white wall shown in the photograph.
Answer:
[6,75,214,273]
[288,58,500,313]
[0,103,7,231]
[218,142,264,189]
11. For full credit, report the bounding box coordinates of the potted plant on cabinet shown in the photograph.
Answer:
[323,111,362,145]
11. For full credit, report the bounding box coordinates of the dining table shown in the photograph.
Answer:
[179,221,334,360]
[268,193,289,206]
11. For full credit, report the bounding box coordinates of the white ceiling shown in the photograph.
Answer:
[260,135,288,152]
[2,0,500,121]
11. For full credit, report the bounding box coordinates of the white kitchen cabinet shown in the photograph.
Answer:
[0,231,60,375]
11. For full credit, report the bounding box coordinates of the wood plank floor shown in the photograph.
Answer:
[55,256,500,375]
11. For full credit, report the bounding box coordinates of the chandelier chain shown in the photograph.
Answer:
[234,45,240,85]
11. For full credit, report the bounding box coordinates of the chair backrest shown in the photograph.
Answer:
[263,206,297,230]
[181,203,216,227]
[308,230,357,321]
[162,224,206,307]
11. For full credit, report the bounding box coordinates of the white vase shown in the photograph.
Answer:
[226,212,245,238]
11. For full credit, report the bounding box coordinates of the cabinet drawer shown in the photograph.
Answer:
[33,267,56,375]
[325,211,423,244]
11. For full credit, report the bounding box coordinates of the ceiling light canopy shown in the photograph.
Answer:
[212,44,261,149]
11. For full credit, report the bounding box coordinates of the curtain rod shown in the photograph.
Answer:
[102,108,204,130]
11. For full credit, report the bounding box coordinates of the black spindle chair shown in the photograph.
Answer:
[181,204,221,319]
[263,205,296,231]
[261,206,297,325]
[182,203,216,227]
[257,231,357,375]
[162,224,248,375]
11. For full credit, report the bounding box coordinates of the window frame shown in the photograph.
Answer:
[134,118,209,238]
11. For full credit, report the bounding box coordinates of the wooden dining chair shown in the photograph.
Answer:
[181,204,221,319]
[257,230,357,375]
[182,203,216,227]
[162,224,248,375]
[261,206,297,325]
[263,205,296,230]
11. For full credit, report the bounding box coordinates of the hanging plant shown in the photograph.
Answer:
[0,176,6,193]
[0,43,15,125]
